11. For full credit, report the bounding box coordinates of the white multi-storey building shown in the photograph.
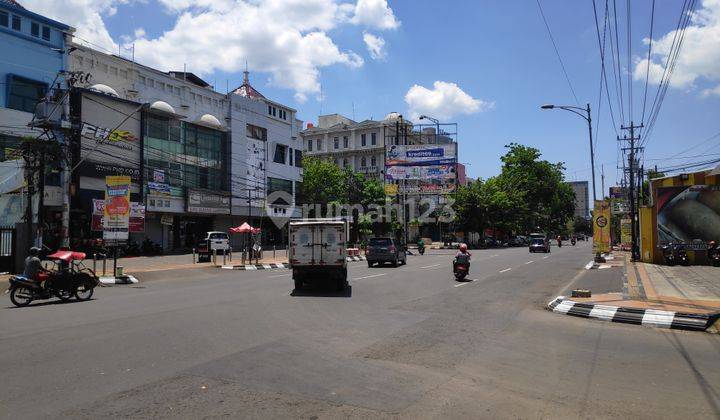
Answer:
[300,112,411,177]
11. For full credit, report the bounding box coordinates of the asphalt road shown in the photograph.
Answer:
[1,242,719,419]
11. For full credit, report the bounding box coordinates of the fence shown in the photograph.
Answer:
[0,226,16,273]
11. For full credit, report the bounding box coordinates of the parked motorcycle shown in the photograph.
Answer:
[708,241,720,267]
[7,250,99,307]
[662,243,689,266]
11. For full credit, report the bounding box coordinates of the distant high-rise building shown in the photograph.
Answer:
[568,181,589,219]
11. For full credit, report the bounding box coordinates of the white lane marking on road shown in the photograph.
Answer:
[454,280,475,287]
[491,254,499,257]
[267,274,290,278]
[353,273,387,280]
[499,268,512,273]
[542,256,550,259]
[584,261,595,270]
[525,261,534,265]
[420,264,441,269]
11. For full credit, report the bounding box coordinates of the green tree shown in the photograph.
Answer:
[300,157,348,211]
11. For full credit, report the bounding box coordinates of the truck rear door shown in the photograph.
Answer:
[291,223,316,265]
[319,223,345,265]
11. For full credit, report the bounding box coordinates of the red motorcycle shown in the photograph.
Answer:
[7,250,99,307]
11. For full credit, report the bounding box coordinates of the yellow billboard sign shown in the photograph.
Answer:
[592,200,611,254]
[104,176,131,241]
[384,184,398,196]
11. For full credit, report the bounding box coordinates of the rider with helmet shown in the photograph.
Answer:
[454,243,472,272]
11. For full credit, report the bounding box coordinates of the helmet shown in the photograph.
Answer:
[459,243,468,252]
[28,247,41,256]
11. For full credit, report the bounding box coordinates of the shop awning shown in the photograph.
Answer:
[229,222,260,234]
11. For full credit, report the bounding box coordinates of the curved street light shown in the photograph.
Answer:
[540,103,596,203]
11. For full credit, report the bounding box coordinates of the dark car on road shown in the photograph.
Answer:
[367,237,407,267]
[529,238,551,253]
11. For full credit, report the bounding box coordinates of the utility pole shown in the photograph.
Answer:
[601,164,605,200]
[619,121,643,261]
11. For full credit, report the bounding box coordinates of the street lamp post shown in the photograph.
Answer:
[540,103,597,203]
[419,115,440,144]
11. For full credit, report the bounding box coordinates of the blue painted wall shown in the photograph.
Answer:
[0,3,70,107]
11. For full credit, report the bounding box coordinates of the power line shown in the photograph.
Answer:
[591,0,620,138]
[611,0,625,123]
[640,0,656,125]
[536,0,580,105]
[626,0,633,123]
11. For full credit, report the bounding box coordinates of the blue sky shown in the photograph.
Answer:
[26,0,720,195]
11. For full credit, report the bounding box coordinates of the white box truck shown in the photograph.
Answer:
[288,218,349,291]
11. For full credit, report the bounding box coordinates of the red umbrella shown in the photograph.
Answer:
[229,222,260,234]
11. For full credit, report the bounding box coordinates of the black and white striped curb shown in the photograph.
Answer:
[347,255,367,262]
[221,263,289,270]
[547,296,720,331]
[99,275,139,285]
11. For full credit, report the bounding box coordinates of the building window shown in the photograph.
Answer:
[333,137,339,149]
[289,147,293,166]
[316,139,322,150]
[371,156,377,167]
[119,69,128,79]
[11,15,20,31]
[146,114,181,142]
[343,158,348,168]
[267,177,293,203]
[361,134,366,147]
[42,26,50,41]
[138,75,145,85]
[0,11,7,27]
[146,78,154,88]
[7,75,47,113]
[343,136,348,148]
[361,157,367,167]
[371,132,377,145]
[110,67,118,76]
[31,22,39,37]
[273,144,287,164]
[268,105,273,116]
[295,149,302,167]
[246,124,267,141]
[307,139,313,151]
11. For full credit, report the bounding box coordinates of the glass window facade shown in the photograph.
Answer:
[7,75,47,113]
[144,114,228,193]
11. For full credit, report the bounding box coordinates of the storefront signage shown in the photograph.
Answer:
[148,182,171,195]
[187,188,230,214]
[386,144,457,166]
[153,169,165,183]
[385,164,456,181]
[399,183,456,195]
[92,198,144,232]
[103,176,131,240]
[161,214,174,226]
[80,92,141,167]
[592,200,611,254]
[384,184,398,196]
[78,162,141,182]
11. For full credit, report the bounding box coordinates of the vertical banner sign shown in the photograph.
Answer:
[592,200,611,254]
[620,218,632,246]
[104,176,131,241]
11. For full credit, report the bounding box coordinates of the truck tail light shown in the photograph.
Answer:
[389,246,396,252]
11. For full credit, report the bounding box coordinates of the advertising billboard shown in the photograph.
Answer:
[80,92,142,168]
[385,164,456,181]
[187,188,230,214]
[399,183,456,195]
[103,176,131,240]
[592,200,611,254]
[620,218,632,246]
[656,185,720,243]
[92,199,144,232]
[385,144,457,166]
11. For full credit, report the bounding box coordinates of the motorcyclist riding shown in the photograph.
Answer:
[23,247,48,283]
[557,235,562,247]
[417,238,425,254]
[454,243,472,272]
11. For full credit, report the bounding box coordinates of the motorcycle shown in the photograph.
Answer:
[675,244,690,266]
[557,239,562,248]
[571,237,577,246]
[453,257,469,281]
[7,250,99,307]
[709,241,720,267]
[418,245,425,255]
[662,243,689,266]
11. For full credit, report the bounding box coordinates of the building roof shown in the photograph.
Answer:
[231,70,265,99]
[1,0,24,9]
[168,72,210,88]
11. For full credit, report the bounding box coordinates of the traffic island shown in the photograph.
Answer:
[549,252,720,332]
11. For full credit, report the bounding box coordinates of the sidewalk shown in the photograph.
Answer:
[550,252,720,332]
[97,250,289,275]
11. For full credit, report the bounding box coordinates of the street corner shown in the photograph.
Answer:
[547,295,720,332]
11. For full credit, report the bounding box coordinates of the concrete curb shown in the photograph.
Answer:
[99,275,140,285]
[220,256,367,270]
[547,296,720,332]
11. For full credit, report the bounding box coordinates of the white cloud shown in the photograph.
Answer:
[21,0,125,52]
[363,32,386,60]
[404,81,494,121]
[701,85,720,97]
[19,0,403,102]
[351,0,400,29]
[633,0,720,95]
